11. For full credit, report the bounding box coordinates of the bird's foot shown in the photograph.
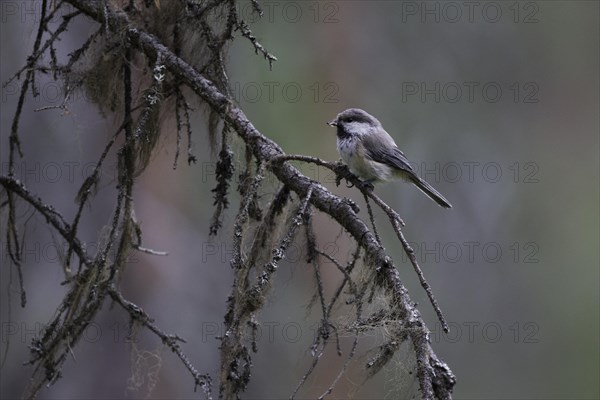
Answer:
[358,181,375,191]
[334,162,354,187]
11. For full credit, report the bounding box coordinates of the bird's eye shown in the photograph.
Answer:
[346,118,354,123]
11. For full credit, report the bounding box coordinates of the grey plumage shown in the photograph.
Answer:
[328,108,452,209]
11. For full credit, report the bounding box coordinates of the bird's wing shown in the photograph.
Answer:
[362,134,416,175]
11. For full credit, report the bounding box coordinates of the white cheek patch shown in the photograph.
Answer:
[346,121,368,137]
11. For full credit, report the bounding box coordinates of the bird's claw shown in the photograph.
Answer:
[358,181,375,191]
[333,162,374,191]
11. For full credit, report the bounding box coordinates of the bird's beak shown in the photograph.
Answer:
[327,119,337,127]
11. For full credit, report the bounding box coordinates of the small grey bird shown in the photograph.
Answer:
[327,108,452,208]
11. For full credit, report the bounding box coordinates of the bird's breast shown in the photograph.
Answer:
[337,138,393,182]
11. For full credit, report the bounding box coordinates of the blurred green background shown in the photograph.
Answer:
[1,1,598,399]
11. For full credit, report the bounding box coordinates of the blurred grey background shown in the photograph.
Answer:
[1,1,598,399]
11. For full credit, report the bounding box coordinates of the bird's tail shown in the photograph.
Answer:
[411,177,452,208]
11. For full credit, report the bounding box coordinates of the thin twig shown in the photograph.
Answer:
[318,280,367,400]
[269,155,452,332]
[133,245,168,256]
[236,20,277,70]
[392,221,449,333]
[108,286,211,396]
[363,192,382,245]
